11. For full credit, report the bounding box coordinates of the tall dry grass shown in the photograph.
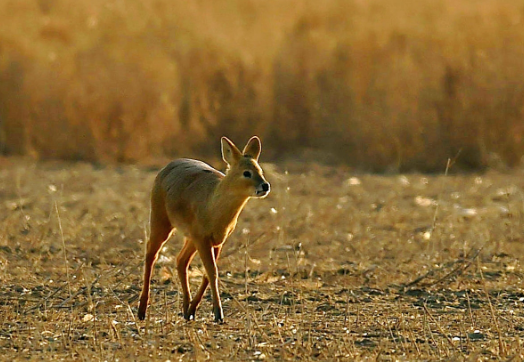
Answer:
[0,0,523,170]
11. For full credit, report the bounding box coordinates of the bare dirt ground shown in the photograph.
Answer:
[1,157,524,361]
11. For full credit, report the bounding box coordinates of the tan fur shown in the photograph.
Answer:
[138,136,270,322]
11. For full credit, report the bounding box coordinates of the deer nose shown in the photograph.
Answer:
[261,182,270,192]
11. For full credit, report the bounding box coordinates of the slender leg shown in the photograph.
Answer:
[186,246,222,319]
[195,242,224,322]
[138,218,172,320]
[176,238,197,320]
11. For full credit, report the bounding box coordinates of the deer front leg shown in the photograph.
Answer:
[186,245,222,319]
[176,238,197,320]
[196,242,223,322]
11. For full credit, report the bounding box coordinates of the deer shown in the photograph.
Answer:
[138,136,270,323]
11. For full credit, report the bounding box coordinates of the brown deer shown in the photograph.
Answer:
[138,136,270,322]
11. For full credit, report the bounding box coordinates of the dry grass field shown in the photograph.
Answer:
[1,157,524,360]
[2,1,524,360]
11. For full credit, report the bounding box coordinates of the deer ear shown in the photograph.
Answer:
[221,137,242,165]
[242,136,262,161]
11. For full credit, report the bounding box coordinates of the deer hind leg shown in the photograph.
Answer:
[186,245,222,320]
[138,214,172,320]
[176,238,197,320]
[196,242,224,322]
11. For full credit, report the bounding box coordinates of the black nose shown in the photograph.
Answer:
[261,183,270,192]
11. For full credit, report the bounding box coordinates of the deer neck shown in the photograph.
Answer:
[209,177,250,240]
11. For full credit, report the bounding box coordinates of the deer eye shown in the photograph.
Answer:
[243,170,252,178]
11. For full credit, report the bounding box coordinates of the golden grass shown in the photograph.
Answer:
[1,158,524,359]
[0,0,523,170]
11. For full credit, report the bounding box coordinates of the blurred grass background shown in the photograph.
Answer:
[0,0,523,171]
